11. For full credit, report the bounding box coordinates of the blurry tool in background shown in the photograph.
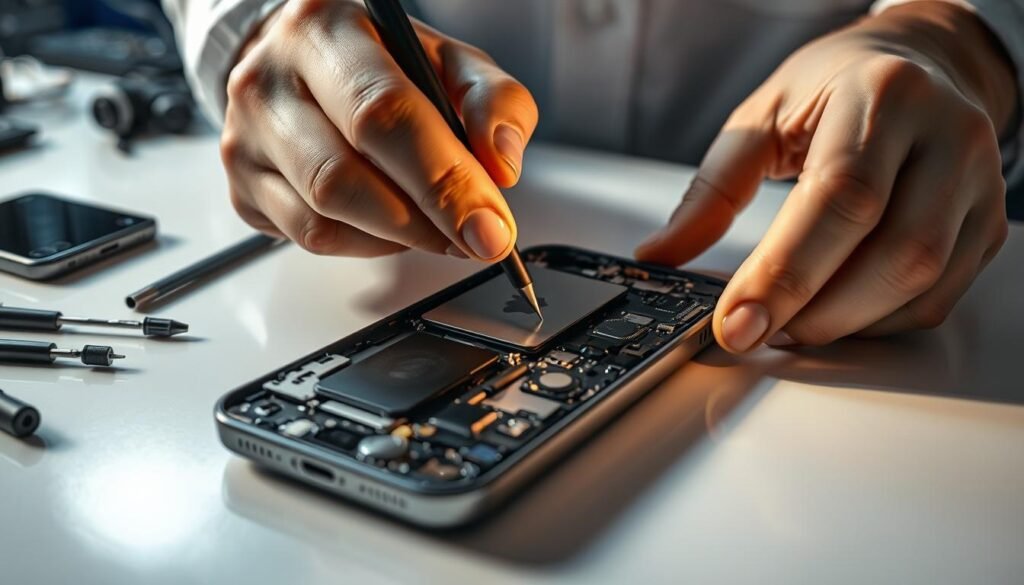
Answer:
[0,0,66,57]
[91,67,193,152]
[20,0,180,76]
[0,58,42,151]
[0,51,73,104]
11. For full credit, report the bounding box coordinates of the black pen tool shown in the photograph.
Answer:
[0,305,187,337]
[0,339,125,367]
[363,0,542,320]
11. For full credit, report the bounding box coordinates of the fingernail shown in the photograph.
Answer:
[461,208,512,260]
[494,124,525,178]
[766,330,797,347]
[445,243,468,259]
[721,302,770,352]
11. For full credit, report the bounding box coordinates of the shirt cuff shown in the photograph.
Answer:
[870,0,1024,189]
[181,0,287,126]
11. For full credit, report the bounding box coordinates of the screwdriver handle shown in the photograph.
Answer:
[0,339,57,363]
[0,307,62,332]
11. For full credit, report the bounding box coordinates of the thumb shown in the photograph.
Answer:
[432,37,538,189]
[634,107,778,266]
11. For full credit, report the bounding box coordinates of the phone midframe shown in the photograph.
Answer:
[215,245,724,525]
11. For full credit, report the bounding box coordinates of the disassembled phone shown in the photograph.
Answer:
[0,192,157,280]
[215,245,725,527]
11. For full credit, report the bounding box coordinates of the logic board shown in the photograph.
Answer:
[216,245,724,520]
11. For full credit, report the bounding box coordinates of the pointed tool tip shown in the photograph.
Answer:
[522,285,543,321]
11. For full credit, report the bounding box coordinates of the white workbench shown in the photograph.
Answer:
[1,76,1022,585]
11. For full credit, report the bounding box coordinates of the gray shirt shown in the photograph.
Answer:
[164,0,1024,185]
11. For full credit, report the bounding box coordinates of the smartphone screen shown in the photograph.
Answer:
[0,193,149,259]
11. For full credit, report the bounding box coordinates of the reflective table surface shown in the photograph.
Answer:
[1,76,1022,585]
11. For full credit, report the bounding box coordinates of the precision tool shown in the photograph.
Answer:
[126,233,280,310]
[0,304,187,337]
[0,339,125,367]
[0,388,41,439]
[362,0,543,320]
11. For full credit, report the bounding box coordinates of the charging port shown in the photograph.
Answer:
[301,460,335,482]
[100,243,120,254]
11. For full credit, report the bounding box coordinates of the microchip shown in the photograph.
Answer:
[315,333,497,416]
[422,267,627,351]
[429,402,499,437]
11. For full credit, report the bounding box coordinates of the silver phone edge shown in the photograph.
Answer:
[0,223,157,280]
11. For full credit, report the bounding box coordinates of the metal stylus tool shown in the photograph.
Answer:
[363,0,543,320]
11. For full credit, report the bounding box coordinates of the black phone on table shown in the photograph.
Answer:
[0,192,157,280]
[215,245,724,527]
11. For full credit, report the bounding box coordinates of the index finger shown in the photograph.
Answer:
[286,1,516,261]
[714,93,913,353]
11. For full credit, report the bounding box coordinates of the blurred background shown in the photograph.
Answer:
[0,0,178,74]
[0,0,1020,217]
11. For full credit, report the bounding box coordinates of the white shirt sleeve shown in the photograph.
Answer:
[162,0,286,125]
[872,0,1024,188]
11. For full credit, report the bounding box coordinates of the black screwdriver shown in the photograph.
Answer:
[0,339,125,367]
[363,0,543,320]
[0,388,41,438]
[0,305,187,337]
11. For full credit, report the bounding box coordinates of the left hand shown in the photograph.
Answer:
[636,2,1016,353]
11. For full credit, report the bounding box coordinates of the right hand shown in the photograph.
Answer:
[221,0,538,260]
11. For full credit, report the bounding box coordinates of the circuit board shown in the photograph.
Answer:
[219,246,724,492]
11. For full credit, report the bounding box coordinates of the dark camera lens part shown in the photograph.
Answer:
[0,389,41,438]
[28,246,58,258]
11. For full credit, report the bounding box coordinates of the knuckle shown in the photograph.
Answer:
[752,249,814,304]
[868,56,932,98]
[218,129,244,168]
[808,170,887,229]
[903,300,950,330]
[492,78,538,114]
[423,159,475,212]
[348,76,417,146]
[225,58,269,105]
[960,104,996,146]
[298,216,338,256]
[306,154,353,214]
[282,0,329,28]
[880,235,947,295]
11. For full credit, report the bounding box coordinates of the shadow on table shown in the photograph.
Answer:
[0,424,73,468]
[220,346,782,568]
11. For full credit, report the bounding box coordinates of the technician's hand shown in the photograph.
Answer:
[221,0,537,259]
[636,3,1015,352]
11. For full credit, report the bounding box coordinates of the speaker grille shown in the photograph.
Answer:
[237,437,284,463]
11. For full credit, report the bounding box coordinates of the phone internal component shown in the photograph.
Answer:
[423,267,627,351]
[428,403,499,437]
[356,435,409,461]
[496,417,532,439]
[316,333,497,416]
[265,354,351,402]
[319,400,396,431]
[280,418,318,438]
[483,383,561,420]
